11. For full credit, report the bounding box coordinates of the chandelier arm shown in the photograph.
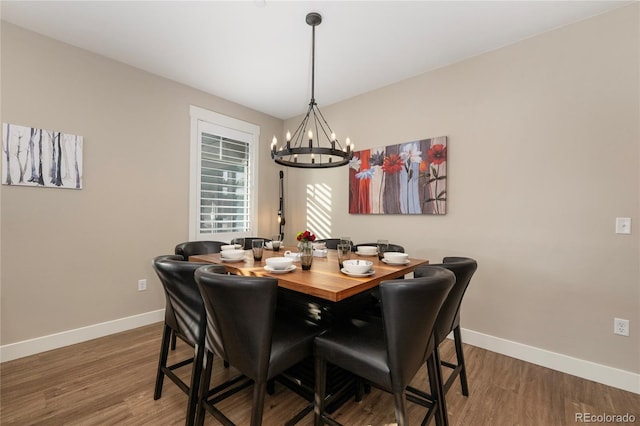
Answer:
[312,105,344,150]
[289,103,314,149]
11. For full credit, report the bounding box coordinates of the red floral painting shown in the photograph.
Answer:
[348,136,447,215]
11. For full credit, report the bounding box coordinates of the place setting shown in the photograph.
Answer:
[219,248,247,263]
[340,259,375,277]
[354,245,378,257]
[264,257,296,274]
[381,252,410,265]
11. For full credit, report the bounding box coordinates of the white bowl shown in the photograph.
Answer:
[220,249,245,260]
[265,241,273,249]
[312,242,326,250]
[357,246,377,255]
[221,245,237,251]
[265,257,293,270]
[383,252,409,262]
[343,259,373,274]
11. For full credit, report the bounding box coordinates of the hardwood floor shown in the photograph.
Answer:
[1,323,638,425]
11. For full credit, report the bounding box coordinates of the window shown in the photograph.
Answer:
[190,106,259,241]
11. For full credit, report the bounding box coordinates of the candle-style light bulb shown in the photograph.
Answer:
[286,131,291,142]
[272,136,277,147]
[330,132,336,141]
[308,130,313,140]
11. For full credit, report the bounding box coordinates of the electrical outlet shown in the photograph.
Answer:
[614,318,629,336]
[138,279,147,291]
[615,217,631,234]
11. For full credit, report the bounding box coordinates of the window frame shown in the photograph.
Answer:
[189,105,259,242]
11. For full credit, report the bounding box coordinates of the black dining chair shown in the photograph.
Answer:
[174,240,228,261]
[313,268,455,426]
[231,237,272,250]
[314,238,344,250]
[151,255,226,426]
[171,240,228,351]
[409,257,478,402]
[194,267,325,426]
[353,242,405,253]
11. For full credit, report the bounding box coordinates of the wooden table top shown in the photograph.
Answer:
[189,247,429,302]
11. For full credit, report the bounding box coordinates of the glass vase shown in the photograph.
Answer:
[300,241,313,270]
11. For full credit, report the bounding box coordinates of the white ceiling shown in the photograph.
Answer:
[1,1,631,119]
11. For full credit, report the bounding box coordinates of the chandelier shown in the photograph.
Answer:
[271,12,354,169]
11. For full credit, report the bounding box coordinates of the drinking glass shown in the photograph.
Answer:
[339,237,352,250]
[337,243,351,270]
[377,239,389,260]
[252,239,264,261]
[271,235,282,252]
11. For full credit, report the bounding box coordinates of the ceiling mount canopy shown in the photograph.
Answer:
[271,12,354,169]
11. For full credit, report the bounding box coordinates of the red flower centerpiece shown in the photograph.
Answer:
[296,230,316,270]
[296,230,317,243]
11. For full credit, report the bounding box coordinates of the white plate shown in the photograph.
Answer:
[382,258,410,265]
[264,264,296,274]
[220,257,246,263]
[341,268,375,277]
[355,251,377,257]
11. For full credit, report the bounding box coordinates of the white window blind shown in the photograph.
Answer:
[190,106,259,241]
[199,133,250,233]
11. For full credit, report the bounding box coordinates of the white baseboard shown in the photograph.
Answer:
[459,328,640,394]
[0,309,164,363]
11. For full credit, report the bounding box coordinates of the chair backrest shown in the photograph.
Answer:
[315,238,343,250]
[231,237,272,250]
[151,256,225,345]
[415,257,477,343]
[353,242,405,253]
[379,267,455,391]
[195,267,278,382]
[174,241,227,260]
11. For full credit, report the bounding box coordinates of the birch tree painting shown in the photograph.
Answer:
[2,123,83,189]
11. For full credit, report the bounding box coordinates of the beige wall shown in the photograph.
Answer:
[284,5,639,373]
[1,5,638,377]
[0,22,283,343]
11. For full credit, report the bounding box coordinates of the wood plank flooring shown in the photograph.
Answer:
[1,323,638,425]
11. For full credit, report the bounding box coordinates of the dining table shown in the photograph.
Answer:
[189,246,429,302]
[189,246,430,420]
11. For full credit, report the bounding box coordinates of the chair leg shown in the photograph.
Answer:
[154,324,172,400]
[453,326,469,396]
[392,390,408,426]
[250,381,267,426]
[185,343,205,426]
[355,379,364,402]
[195,350,214,426]
[427,351,448,426]
[171,330,177,350]
[314,356,327,426]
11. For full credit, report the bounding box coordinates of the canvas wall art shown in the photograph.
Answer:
[349,136,447,215]
[2,123,83,189]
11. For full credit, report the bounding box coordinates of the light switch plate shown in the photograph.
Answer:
[615,217,631,234]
